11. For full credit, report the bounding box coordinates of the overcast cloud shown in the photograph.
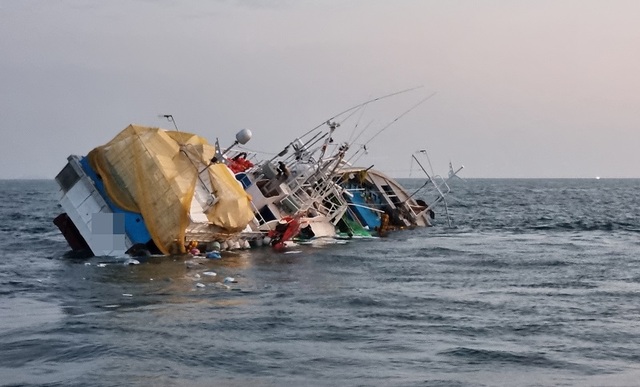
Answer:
[1,0,639,178]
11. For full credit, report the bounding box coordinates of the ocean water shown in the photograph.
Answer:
[1,178,640,386]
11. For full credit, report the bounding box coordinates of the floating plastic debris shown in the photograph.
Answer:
[185,260,202,269]
[284,250,303,254]
[196,283,206,288]
[122,293,133,297]
[206,251,222,259]
[97,263,107,268]
[194,273,201,279]
[207,241,221,251]
[203,271,217,277]
[123,258,140,265]
[223,277,237,284]
[84,262,91,266]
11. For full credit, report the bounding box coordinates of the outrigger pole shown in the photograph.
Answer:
[269,86,426,164]
[299,85,424,140]
[347,91,437,166]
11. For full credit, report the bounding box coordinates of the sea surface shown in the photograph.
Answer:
[1,178,640,386]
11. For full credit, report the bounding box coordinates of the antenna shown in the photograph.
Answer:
[159,114,191,145]
[160,114,180,132]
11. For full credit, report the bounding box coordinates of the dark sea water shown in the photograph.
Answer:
[1,178,640,386]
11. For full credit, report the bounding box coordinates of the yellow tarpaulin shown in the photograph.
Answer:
[87,125,254,254]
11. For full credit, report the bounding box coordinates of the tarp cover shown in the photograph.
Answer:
[87,125,254,254]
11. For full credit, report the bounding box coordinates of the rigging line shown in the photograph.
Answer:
[343,120,374,166]
[362,91,437,147]
[235,145,278,156]
[350,119,374,147]
[348,92,437,166]
[415,149,436,176]
[348,102,370,143]
[298,85,424,140]
[425,150,435,176]
[337,101,366,128]
[409,156,414,178]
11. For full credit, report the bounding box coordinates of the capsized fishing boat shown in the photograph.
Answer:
[54,124,255,257]
[54,90,462,256]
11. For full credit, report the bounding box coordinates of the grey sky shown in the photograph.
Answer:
[2,0,638,178]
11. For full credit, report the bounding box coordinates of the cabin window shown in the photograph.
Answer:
[257,205,276,225]
[55,163,80,193]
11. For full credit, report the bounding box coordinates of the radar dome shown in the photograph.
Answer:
[235,128,252,145]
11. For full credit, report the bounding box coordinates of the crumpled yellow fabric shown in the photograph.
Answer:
[87,125,253,254]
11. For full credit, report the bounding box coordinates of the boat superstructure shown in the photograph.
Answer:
[225,123,354,247]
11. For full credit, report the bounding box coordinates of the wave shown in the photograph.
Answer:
[456,219,640,234]
[439,346,575,369]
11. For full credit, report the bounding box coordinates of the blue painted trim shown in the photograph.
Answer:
[345,189,381,229]
[79,156,153,245]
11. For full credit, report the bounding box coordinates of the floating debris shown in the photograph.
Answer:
[185,260,202,269]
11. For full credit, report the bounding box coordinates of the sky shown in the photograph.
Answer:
[1,0,639,179]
